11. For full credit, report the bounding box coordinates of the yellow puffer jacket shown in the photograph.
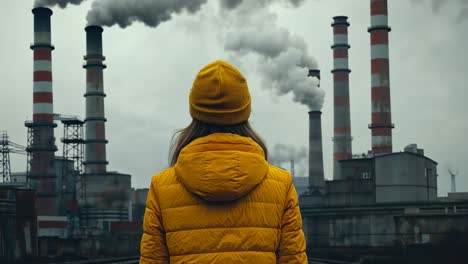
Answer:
[140,133,307,263]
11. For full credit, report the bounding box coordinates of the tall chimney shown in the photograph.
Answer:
[368,0,394,154]
[83,26,108,174]
[27,7,58,215]
[331,16,353,180]
[308,111,325,194]
[308,69,321,87]
[290,159,295,178]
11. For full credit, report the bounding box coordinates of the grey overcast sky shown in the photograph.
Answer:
[1,0,467,195]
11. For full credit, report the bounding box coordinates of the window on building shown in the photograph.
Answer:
[362,172,371,179]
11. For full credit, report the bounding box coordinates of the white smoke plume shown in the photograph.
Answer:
[411,0,468,22]
[220,0,305,10]
[87,0,208,28]
[269,144,307,175]
[269,144,307,165]
[83,0,323,109]
[46,0,322,109]
[34,0,85,8]
[222,1,324,110]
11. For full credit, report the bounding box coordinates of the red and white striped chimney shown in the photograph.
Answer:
[83,26,108,174]
[331,16,353,180]
[28,7,58,215]
[368,0,394,154]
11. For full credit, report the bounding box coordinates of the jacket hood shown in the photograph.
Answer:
[174,133,268,202]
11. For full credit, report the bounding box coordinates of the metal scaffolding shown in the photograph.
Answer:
[1,131,11,183]
[25,125,34,188]
[60,117,86,236]
[1,131,27,183]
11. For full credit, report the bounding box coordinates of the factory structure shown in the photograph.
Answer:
[0,6,148,262]
[297,0,468,260]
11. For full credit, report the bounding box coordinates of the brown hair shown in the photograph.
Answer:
[169,119,268,166]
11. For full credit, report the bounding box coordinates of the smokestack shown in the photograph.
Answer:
[331,16,353,180]
[308,69,321,87]
[368,0,394,154]
[290,159,295,178]
[27,7,58,215]
[308,111,325,194]
[83,25,108,174]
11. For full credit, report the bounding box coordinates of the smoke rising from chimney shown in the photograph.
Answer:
[34,0,85,8]
[411,0,468,22]
[220,0,305,10]
[86,0,208,28]
[222,1,324,110]
[47,0,322,109]
[269,144,307,175]
[270,144,307,164]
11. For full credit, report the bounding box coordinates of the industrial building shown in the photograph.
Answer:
[298,0,468,261]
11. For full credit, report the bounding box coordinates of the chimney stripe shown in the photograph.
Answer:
[371,15,388,26]
[334,152,350,160]
[34,71,52,82]
[372,128,392,136]
[33,92,53,103]
[335,95,350,106]
[372,146,392,153]
[371,31,389,44]
[33,82,52,93]
[371,0,388,15]
[372,112,392,123]
[371,86,391,100]
[33,103,53,114]
[34,32,52,44]
[333,72,349,82]
[334,49,348,58]
[334,127,351,134]
[33,60,52,71]
[34,49,52,60]
[33,114,54,123]
[371,59,389,74]
[334,58,349,69]
[333,26,348,34]
[372,135,392,144]
[334,34,348,44]
[371,45,389,59]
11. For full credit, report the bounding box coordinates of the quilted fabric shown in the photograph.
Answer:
[140,133,307,263]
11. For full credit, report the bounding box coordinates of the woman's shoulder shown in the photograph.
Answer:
[265,164,293,188]
[150,167,177,187]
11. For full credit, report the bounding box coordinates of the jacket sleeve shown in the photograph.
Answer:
[276,182,308,263]
[140,178,169,264]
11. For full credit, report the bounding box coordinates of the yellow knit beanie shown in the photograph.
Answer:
[190,60,251,125]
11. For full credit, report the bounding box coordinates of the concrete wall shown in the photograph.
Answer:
[80,172,131,209]
[304,213,395,247]
[375,153,437,203]
[395,214,468,245]
[301,201,468,249]
[340,158,374,181]
[0,187,38,262]
[80,172,132,233]
[325,179,375,206]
